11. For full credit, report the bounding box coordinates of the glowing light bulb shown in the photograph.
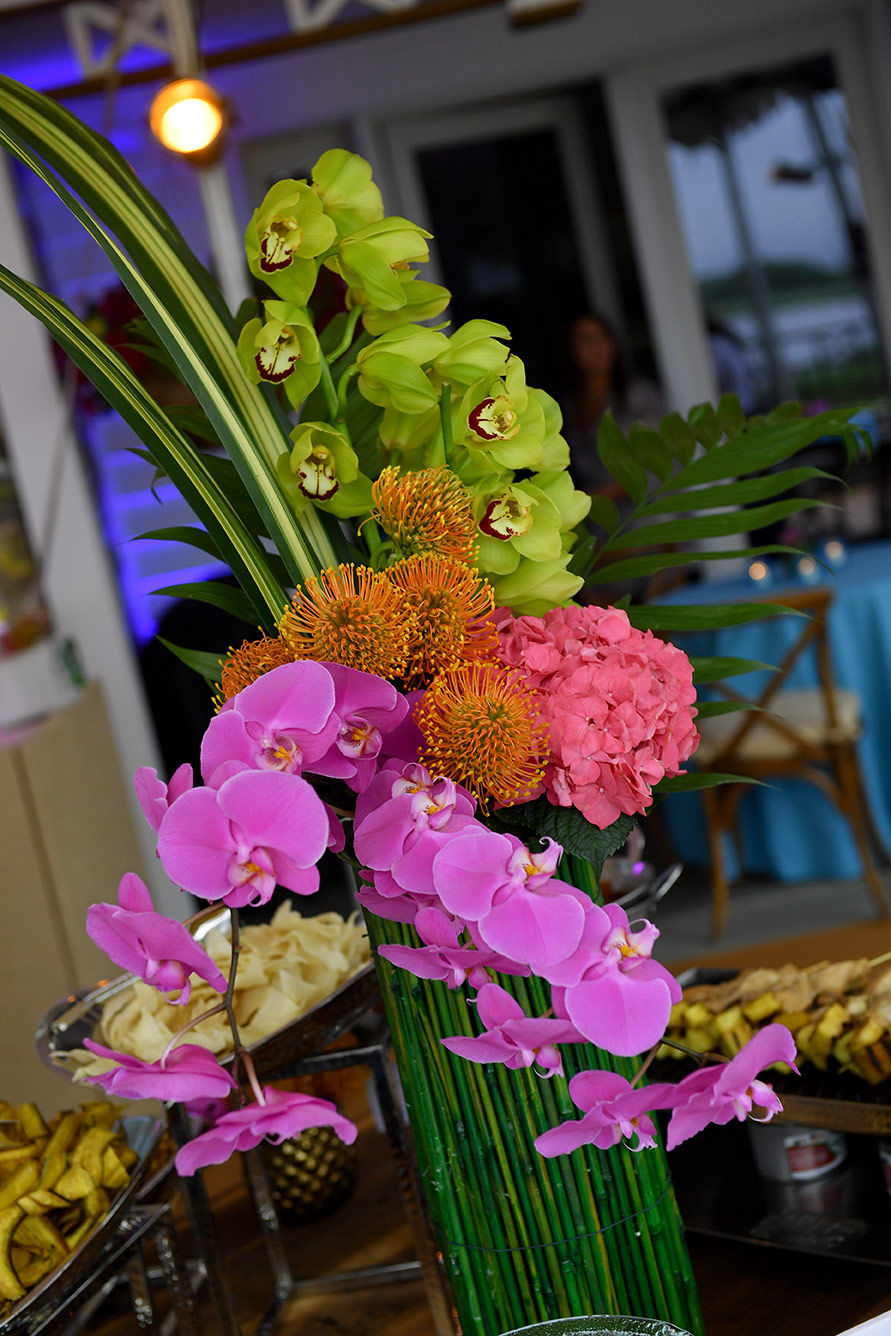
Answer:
[150,79,224,156]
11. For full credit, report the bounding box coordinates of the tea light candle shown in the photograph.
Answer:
[748,559,771,584]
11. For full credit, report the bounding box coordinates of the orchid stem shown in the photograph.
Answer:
[159,1001,227,1066]
[630,1043,661,1088]
[659,1036,728,1066]
[240,1050,266,1106]
[335,363,359,419]
[327,305,362,363]
[319,355,339,420]
[439,384,453,463]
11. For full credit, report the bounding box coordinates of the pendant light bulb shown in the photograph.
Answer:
[150,78,225,158]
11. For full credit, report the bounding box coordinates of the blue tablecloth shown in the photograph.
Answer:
[658,541,891,882]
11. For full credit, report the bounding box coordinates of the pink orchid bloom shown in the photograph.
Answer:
[318,663,410,794]
[156,769,329,907]
[665,1024,799,1150]
[134,763,193,832]
[202,660,340,787]
[441,983,581,1075]
[175,1086,357,1176]
[86,872,227,1005]
[432,827,586,971]
[81,1040,237,1103]
[354,879,423,923]
[354,763,477,896]
[378,909,530,988]
[543,902,681,1057]
[535,1070,678,1156]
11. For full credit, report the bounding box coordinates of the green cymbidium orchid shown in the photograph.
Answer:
[531,469,592,533]
[237,302,321,409]
[474,480,564,575]
[433,320,511,388]
[311,149,384,236]
[491,554,584,615]
[328,216,432,310]
[278,421,373,519]
[452,356,554,473]
[356,325,449,414]
[359,271,450,336]
[245,180,337,305]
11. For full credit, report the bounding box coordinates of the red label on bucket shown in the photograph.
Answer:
[787,1142,834,1174]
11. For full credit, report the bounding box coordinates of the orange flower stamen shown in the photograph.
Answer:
[371,466,478,566]
[278,563,412,680]
[218,634,293,703]
[385,555,498,689]
[416,661,548,809]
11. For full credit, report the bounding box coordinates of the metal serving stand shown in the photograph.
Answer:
[38,911,455,1336]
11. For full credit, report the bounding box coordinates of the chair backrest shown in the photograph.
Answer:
[705,586,844,764]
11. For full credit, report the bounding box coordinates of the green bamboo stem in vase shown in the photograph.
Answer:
[363,850,703,1336]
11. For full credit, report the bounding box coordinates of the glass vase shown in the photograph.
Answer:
[363,854,703,1336]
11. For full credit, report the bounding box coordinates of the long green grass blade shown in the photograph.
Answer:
[0,262,288,628]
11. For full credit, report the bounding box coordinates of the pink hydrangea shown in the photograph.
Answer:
[495,604,699,827]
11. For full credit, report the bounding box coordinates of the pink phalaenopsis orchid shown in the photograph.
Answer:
[432,827,586,971]
[156,768,329,907]
[174,1086,357,1176]
[378,908,530,989]
[81,1040,237,1103]
[441,983,581,1076]
[134,763,193,832]
[535,1070,678,1155]
[665,1024,798,1150]
[543,902,681,1057]
[86,872,227,1004]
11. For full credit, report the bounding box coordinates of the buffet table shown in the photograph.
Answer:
[658,540,891,881]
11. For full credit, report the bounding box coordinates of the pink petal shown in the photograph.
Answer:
[565,971,674,1057]
[475,983,525,1029]
[234,660,336,733]
[117,871,153,913]
[441,1033,515,1064]
[480,890,585,970]
[216,770,328,867]
[433,827,506,920]
[157,787,236,899]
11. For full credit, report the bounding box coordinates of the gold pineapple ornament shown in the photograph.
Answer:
[264,1123,359,1221]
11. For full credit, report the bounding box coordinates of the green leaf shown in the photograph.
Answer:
[589,543,802,583]
[628,423,674,481]
[163,403,221,446]
[627,602,800,631]
[138,524,225,561]
[716,393,745,437]
[499,799,636,879]
[688,402,723,450]
[153,580,258,621]
[586,494,621,535]
[659,412,697,465]
[596,411,648,504]
[690,655,775,683]
[604,497,820,549]
[0,261,289,631]
[654,772,764,793]
[694,700,761,719]
[157,637,224,687]
[665,410,851,488]
[0,80,339,586]
[767,400,803,423]
[637,467,836,516]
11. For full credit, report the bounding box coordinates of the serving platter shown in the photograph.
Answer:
[35,904,381,1087]
[0,1115,162,1334]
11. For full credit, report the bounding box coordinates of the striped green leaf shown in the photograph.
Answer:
[0,262,288,630]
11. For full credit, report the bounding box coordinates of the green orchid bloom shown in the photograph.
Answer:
[379,404,443,469]
[311,149,383,236]
[491,554,584,615]
[236,301,321,409]
[328,217,432,311]
[530,469,592,532]
[359,271,451,335]
[474,480,564,576]
[356,325,449,414]
[534,389,572,471]
[433,320,511,388]
[278,422,374,519]
[452,356,550,472]
[245,180,337,305]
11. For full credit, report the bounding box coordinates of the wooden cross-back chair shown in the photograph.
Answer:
[695,586,890,938]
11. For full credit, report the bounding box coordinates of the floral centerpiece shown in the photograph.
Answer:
[0,75,865,1336]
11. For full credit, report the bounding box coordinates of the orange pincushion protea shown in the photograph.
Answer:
[278,563,412,679]
[416,661,548,809]
[371,466,478,566]
[219,634,293,702]
[385,555,498,689]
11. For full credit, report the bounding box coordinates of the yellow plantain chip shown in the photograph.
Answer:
[18,1190,68,1216]
[14,1215,67,1259]
[15,1104,48,1141]
[0,1205,26,1302]
[0,1161,39,1211]
[16,1255,57,1288]
[0,1145,39,1169]
[70,1127,117,1183]
[54,1166,95,1201]
[42,1113,81,1162]
[100,1147,128,1190]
